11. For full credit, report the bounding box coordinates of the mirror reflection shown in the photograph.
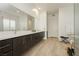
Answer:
[0,4,35,32]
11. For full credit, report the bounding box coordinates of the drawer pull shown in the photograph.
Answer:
[0,44,10,50]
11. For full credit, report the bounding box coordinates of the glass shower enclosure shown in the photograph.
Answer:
[75,3,79,56]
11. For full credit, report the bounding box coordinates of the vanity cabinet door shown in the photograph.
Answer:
[24,35,32,51]
[39,32,45,40]
[32,32,44,46]
[0,39,13,56]
[31,34,38,46]
[31,32,43,46]
[13,36,24,56]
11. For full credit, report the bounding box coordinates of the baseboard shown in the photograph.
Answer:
[48,37,58,39]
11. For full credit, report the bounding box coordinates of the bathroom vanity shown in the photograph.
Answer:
[0,31,44,56]
[0,4,45,56]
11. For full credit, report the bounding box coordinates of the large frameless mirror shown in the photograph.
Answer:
[0,3,35,32]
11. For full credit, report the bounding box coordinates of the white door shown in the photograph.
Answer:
[48,12,58,38]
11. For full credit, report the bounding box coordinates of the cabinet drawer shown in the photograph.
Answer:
[40,32,45,38]
[0,39,12,47]
[0,51,12,56]
[0,39,12,56]
[32,33,40,38]
[0,44,12,54]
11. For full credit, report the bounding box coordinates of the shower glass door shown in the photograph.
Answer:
[75,3,79,56]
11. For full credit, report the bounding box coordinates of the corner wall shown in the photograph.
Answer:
[58,4,74,41]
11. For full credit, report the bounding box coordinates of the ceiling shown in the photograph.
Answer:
[27,3,73,13]
[0,3,73,17]
[0,3,28,17]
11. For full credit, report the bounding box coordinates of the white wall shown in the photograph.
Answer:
[35,11,46,31]
[35,11,47,39]
[58,4,74,41]
[48,12,58,37]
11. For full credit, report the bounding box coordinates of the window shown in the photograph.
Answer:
[3,17,16,31]
[10,20,15,31]
[3,18,10,31]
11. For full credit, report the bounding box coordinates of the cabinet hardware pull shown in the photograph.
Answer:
[0,44,10,50]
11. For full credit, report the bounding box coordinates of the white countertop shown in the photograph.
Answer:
[0,31,44,40]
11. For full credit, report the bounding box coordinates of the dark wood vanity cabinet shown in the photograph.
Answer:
[13,35,32,56]
[23,35,32,50]
[31,32,44,46]
[13,37,24,56]
[0,31,45,56]
[31,34,38,46]
[0,39,13,56]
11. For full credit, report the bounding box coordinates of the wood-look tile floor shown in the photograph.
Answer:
[23,37,69,56]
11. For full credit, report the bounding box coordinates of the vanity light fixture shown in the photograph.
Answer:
[32,8,39,15]
[38,8,40,10]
